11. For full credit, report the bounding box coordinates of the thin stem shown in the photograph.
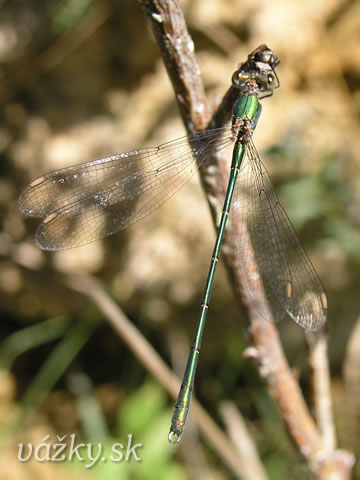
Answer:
[63,273,252,478]
[306,330,336,453]
[220,401,268,480]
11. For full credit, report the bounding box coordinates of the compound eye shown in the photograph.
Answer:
[231,70,241,87]
[267,73,274,85]
[232,70,249,88]
[260,51,271,63]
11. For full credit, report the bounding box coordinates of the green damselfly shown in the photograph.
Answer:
[18,45,327,444]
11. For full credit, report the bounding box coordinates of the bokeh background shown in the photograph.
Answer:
[1,0,360,478]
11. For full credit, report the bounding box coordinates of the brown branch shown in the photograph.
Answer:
[140,0,211,132]
[139,0,355,478]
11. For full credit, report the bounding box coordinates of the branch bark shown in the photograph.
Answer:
[138,0,354,477]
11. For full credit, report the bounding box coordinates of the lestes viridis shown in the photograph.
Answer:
[18,45,328,444]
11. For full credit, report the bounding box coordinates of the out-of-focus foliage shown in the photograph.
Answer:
[0,0,360,478]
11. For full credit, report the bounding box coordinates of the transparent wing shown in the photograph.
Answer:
[18,127,233,251]
[231,138,327,331]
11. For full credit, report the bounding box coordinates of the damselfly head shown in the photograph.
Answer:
[232,44,280,98]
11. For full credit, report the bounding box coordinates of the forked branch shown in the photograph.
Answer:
[140,0,354,477]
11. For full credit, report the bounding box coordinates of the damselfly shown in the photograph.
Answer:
[18,45,327,444]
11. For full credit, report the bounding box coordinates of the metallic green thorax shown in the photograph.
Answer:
[169,92,261,443]
[233,93,261,129]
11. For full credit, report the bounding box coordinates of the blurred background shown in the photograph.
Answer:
[1,0,360,478]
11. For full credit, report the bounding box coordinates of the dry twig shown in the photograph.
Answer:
[64,273,253,478]
[139,0,354,477]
